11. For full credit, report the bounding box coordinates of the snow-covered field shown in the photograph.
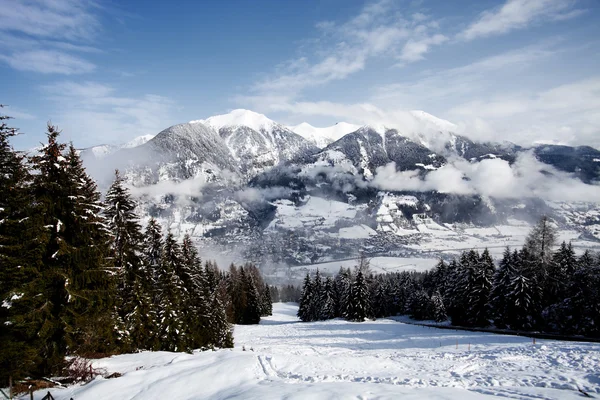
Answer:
[291,256,440,275]
[31,303,600,399]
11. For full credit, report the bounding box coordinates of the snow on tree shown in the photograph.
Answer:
[345,270,370,322]
[298,274,313,322]
[320,276,336,320]
[431,291,447,322]
[0,109,45,384]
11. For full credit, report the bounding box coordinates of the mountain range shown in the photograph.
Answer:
[80,109,600,271]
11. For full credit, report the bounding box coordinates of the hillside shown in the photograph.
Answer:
[34,303,600,399]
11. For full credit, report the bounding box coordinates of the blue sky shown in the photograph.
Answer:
[1,0,599,149]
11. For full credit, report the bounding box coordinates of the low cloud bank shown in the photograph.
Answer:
[371,152,600,202]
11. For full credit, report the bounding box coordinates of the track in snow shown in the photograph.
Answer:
[29,303,600,400]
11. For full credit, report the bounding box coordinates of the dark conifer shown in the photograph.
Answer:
[0,109,44,383]
[345,270,370,322]
[297,274,313,322]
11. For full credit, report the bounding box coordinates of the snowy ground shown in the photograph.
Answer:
[29,303,600,399]
[291,256,440,276]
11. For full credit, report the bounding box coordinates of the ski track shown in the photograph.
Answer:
[28,303,600,399]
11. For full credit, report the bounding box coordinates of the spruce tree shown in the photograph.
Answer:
[297,274,313,322]
[240,266,262,325]
[320,277,336,320]
[311,269,323,321]
[104,170,149,351]
[20,128,116,374]
[345,270,370,322]
[562,252,600,337]
[63,143,117,355]
[0,109,45,383]
[409,290,433,320]
[544,241,576,307]
[156,231,186,351]
[261,283,273,317]
[504,249,542,330]
[489,248,515,328]
[141,218,164,350]
[180,234,210,348]
[431,291,447,322]
[207,290,234,348]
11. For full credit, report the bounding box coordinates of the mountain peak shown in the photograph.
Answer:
[289,121,361,148]
[409,110,457,132]
[193,109,277,132]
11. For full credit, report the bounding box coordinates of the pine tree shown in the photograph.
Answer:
[0,109,45,383]
[104,170,149,350]
[261,283,273,317]
[240,266,262,324]
[227,264,243,323]
[504,249,542,330]
[544,242,576,307]
[562,252,600,337]
[335,268,352,319]
[524,216,558,293]
[17,128,116,374]
[311,269,323,321]
[180,234,210,348]
[447,255,469,326]
[206,290,234,348]
[409,290,433,320]
[320,277,336,320]
[345,270,370,322]
[65,144,117,355]
[431,291,447,322]
[469,249,495,326]
[489,248,515,328]
[297,274,313,322]
[141,218,164,350]
[156,231,187,351]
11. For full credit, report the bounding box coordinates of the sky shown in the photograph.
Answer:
[1,0,599,149]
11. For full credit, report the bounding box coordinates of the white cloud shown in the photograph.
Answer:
[40,81,176,147]
[0,0,101,74]
[0,0,100,41]
[249,0,441,99]
[398,33,447,63]
[370,152,600,202]
[0,50,95,74]
[459,0,584,41]
[447,77,600,147]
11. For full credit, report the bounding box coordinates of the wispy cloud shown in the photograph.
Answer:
[249,0,443,98]
[41,81,176,147]
[0,0,101,74]
[398,33,447,63]
[0,0,100,40]
[458,0,584,41]
[447,77,600,147]
[0,50,95,74]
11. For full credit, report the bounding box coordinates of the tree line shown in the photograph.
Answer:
[298,218,600,338]
[0,115,273,384]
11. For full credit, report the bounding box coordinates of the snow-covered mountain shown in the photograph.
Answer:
[79,134,155,160]
[80,108,600,268]
[288,122,361,148]
[307,126,446,178]
[192,109,317,177]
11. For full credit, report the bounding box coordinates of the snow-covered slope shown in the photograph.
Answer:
[36,303,600,400]
[288,121,361,148]
[79,135,156,161]
[122,134,155,149]
[194,108,277,133]
[79,108,600,269]
[192,109,318,177]
[307,126,446,177]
